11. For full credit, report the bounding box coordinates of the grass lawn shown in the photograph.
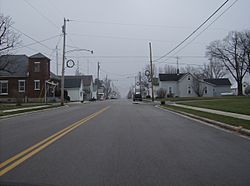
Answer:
[162,105,250,130]
[175,96,250,115]
[0,103,61,117]
[0,103,45,111]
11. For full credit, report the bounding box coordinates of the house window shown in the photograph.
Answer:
[204,87,207,94]
[169,87,172,94]
[0,80,8,95]
[188,85,191,94]
[18,80,25,92]
[188,76,191,80]
[34,80,40,90]
[34,62,40,72]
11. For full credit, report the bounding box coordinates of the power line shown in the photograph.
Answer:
[12,34,61,50]
[75,20,228,31]
[100,68,137,77]
[153,0,230,62]
[23,0,59,29]
[172,0,239,57]
[10,25,54,51]
[69,33,181,43]
[49,34,63,59]
[66,55,206,59]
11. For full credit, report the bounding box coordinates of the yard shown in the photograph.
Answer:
[0,103,60,117]
[162,105,250,130]
[174,96,250,115]
[0,103,45,111]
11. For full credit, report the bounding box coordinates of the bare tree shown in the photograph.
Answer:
[145,64,157,77]
[202,59,226,79]
[181,65,201,75]
[127,88,133,99]
[245,85,250,95]
[157,88,167,98]
[0,13,20,55]
[192,77,205,97]
[103,76,112,99]
[206,30,250,95]
[159,65,177,74]
[140,64,157,96]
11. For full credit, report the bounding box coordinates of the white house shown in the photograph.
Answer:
[159,73,231,97]
[64,75,93,101]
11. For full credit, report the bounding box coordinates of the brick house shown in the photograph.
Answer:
[0,53,57,102]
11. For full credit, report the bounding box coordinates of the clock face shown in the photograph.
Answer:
[66,59,75,68]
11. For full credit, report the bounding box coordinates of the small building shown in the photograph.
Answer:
[0,53,57,102]
[64,75,94,101]
[204,78,232,96]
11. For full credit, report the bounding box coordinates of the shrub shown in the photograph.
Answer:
[157,88,167,99]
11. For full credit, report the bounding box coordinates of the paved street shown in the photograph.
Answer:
[0,100,250,186]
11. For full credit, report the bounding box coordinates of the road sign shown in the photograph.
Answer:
[145,70,150,77]
[66,59,75,68]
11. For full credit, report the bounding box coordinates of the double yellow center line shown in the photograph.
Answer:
[0,106,110,176]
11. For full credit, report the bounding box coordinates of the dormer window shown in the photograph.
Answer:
[34,62,40,72]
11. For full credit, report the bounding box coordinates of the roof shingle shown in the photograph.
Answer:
[159,73,186,81]
[204,78,231,86]
[0,55,29,77]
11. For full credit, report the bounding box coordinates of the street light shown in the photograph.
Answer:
[60,48,93,106]
[60,39,93,106]
[66,48,93,54]
[60,18,94,106]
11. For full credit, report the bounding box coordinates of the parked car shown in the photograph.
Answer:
[133,93,142,101]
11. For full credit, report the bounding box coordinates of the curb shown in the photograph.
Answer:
[156,105,250,137]
[0,105,65,120]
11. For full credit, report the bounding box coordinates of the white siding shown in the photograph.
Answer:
[159,81,178,97]
[159,73,230,97]
[202,84,215,97]
[178,74,197,97]
[214,86,231,96]
[67,88,80,101]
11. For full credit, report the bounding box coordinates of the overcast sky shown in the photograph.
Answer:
[1,0,249,97]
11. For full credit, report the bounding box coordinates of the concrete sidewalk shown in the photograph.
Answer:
[2,105,49,113]
[173,103,250,121]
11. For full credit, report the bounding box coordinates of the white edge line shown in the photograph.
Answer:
[155,105,250,141]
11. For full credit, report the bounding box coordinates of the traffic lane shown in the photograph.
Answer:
[1,101,250,186]
[0,101,110,162]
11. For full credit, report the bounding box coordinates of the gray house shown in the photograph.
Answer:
[204,78,232,96]
[159,73,231,97]
[64,75,93,101]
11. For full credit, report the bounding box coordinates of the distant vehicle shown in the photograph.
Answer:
[133,93,142,101]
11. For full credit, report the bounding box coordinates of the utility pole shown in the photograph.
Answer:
[105,74,108,99]
[176,56,179,75]
[97,62,100,100]
[56,45,58,76]
[139,72,142,95]
[61,18,67,106]
[134,76,137,94]
[87,59,89,75]
[149,42,154,102]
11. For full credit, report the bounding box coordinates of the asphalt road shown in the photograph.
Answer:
[0,100,250,186]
